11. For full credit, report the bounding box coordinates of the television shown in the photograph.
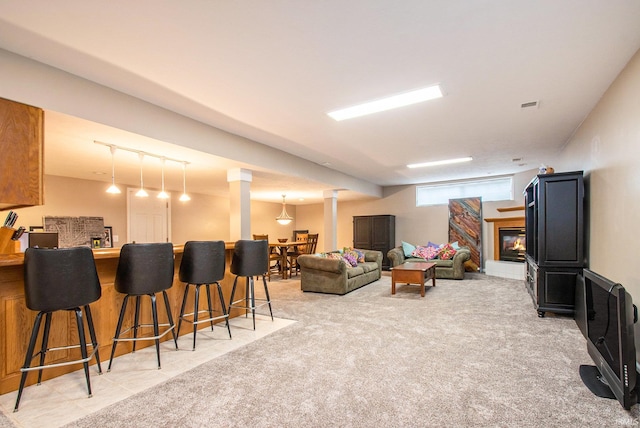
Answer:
[576,268,638,409]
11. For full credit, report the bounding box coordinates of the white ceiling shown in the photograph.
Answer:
[1,1,640,204]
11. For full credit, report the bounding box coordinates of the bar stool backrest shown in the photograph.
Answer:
[24,247,101,312]
[230,240,268,277]
[179,241,226,284]
[115,243,175,295]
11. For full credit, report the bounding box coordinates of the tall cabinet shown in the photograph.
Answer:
[353,215,395,270]
[524,171,584,317]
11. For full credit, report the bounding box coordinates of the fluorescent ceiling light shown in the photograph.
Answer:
[407,156,473,169]
[328,85,443,121]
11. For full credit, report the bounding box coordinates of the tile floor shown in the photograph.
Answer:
[0,315,295,428]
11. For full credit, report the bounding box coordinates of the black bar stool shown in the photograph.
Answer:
[108,243,178,371]
[177,241,231,350]
[228,240,274,330]
[15,247,102,412]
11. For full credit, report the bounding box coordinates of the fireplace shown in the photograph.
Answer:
[499,227,526,262]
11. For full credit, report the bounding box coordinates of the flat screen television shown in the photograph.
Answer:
[576,268,638,409]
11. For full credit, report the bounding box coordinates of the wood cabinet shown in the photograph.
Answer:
[353,215,395,270]
[0,97,44,209]
[524,171,584,317]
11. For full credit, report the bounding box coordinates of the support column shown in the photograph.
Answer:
[227,168,252,241]
[323,189,338,251]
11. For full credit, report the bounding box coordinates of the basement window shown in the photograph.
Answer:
[416,176,513,206]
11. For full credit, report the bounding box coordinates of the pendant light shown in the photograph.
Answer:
[276,194,293,225]
[135,153,149,197]
[106,145,121,194]
[179,161,190,202]
[157,157,169,199]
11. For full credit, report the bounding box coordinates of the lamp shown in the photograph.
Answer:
[157,157,169,199]
[179,161,190,202]
[135,153,148,197]
[276,194,293,225]
[106,145,121,194]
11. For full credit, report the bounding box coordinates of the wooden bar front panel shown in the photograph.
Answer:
[0,245,243,394]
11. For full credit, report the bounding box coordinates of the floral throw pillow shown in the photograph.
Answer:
[411,245,438,260]
[327,252,353,267]
[342,252,358,267]
[437,243,457,260]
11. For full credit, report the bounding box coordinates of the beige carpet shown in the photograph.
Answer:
[4,273,639,427]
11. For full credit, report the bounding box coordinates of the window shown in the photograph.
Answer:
[416,176,513,206]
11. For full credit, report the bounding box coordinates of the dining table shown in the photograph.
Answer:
[269,241,304,280]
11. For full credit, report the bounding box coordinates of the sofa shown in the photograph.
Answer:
[297,249,383,295]
[387,245,471,280]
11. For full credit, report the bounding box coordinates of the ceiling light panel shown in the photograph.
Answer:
[407,156,472,169]
[328,85,443,121]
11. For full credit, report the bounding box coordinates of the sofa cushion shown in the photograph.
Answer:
[359,261,378,273]
[346,266,365,278]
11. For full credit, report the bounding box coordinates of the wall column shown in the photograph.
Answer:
[323,189,338,251]
[227,168,252,241]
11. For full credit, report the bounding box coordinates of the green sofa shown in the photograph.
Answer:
[387,246,471,280]
[297,249,383,295]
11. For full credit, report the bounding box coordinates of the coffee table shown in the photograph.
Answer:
[391,262,436,297]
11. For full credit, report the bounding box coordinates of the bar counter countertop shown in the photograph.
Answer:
[0,242,242,394]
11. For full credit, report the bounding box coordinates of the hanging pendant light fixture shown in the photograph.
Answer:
[157,157,169,199]
[276,194,293,225]
[135,153,149,197]
[106,145,121,194]
[179,161,191,202]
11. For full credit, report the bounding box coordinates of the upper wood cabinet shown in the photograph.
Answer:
[0,97,44,209]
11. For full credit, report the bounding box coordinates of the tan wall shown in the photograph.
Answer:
[11,175,290,247]
[553,47,640,300]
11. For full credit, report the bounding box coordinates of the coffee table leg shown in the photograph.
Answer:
[420,276,425,297]
[391,277,396,294]
[431,266,436,287]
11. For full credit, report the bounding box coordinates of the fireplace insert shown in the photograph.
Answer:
[499,227,526,262]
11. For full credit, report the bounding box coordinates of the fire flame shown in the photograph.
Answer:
[512,238,525,251]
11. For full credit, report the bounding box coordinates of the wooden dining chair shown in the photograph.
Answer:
[288,233,318,277]
[252,234,280,281]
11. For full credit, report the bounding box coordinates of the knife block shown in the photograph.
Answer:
[0,226,19,254]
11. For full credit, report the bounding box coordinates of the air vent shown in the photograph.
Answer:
[521,100,539,109]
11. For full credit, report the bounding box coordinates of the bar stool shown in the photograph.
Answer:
[108,243,178,371]
[177,241,231,350]
[228,240,274,330]
[15,247,102,412]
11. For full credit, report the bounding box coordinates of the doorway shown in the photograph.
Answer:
[127,188,171,243]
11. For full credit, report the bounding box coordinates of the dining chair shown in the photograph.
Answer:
[252,234,281,280]
[288,233,318,277]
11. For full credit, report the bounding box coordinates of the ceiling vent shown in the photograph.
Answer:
[521,100,539,109]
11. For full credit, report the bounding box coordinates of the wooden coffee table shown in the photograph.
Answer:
[391,262,436,297]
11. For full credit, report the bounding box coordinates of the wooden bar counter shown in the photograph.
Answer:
[0,243,243,394]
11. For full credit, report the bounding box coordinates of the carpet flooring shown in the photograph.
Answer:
[3,273,640,427]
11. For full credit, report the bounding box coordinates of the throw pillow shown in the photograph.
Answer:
[344,248,365,263]
[450,241,460,250]
[438,243,457,260]
[411,245,438,260]
[402,241,416,257]
[427,241,441,250]
[342,252,358,267]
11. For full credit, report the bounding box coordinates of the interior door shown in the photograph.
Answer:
[448,197,482,272]
[127,188,170,243]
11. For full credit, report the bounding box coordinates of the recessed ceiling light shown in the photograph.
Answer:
[328,84,443,121]
[407,156,472,169]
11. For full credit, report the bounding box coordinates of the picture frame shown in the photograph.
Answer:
[103,226,113,248]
